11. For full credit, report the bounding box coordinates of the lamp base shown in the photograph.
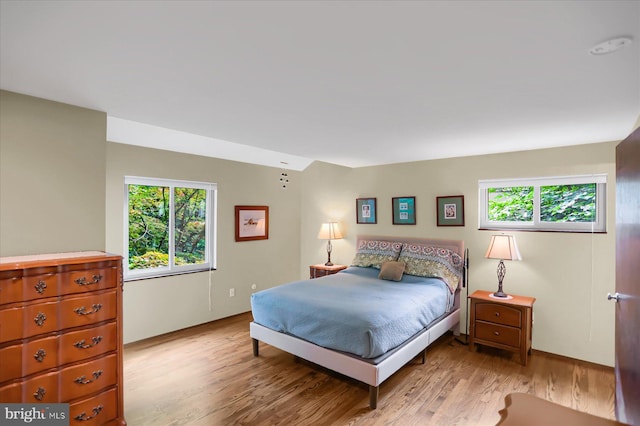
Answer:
[492,290,508,298]
[325,261,334,266]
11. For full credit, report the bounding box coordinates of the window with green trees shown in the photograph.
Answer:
[125,177,217,280]
[479,175,606,232]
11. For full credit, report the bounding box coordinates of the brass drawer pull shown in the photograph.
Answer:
[74,274,103,286]
[34,349,47,362]
[74,303,103,316]
[33,386,45,401]
[74,405,103,422]
[34,280,47,294]
[74,336,103,349]
[74,370,103,385]
[34,312,47,327]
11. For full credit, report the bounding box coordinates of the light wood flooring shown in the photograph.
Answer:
[123,312,616,425]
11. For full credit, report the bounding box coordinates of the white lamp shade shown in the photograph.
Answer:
[485,235,521,261]
[317,222,343,240]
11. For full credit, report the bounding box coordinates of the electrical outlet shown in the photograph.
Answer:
[229,288,235,297]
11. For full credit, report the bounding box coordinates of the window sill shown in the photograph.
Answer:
[124,267,216,282]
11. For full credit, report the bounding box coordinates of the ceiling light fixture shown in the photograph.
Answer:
[589,36,633,55]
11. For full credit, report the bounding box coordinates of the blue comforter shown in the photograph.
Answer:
[251,267,451,358]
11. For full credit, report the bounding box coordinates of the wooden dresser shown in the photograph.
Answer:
[0,251,126,425]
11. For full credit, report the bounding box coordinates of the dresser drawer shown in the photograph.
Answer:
[0,336,59,382]
[0,300,58,343]
[23,271,59,301]
[23,371,59,403]
[59,322,117,365]
[59,290,117,329]
[24,301,59,338]
[475,302,522,328]
[0,270,24,304]
[0,381,22,402]
[69,387,117,425]
[0,306,24,343]
[62,266,117,296]
[475,321,521,348]
[24,335,59,377]
[60,354,117,401]
[0,343,22,382]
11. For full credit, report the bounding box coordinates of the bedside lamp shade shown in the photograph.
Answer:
[318,222,343,266]
[485,234,521,298]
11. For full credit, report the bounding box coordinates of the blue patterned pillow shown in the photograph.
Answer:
[398,244,463,292]
[351,240,403,269]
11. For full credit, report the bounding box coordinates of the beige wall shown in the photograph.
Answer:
[0,91,106,255]
[1,90,620,365]
[300,142,617,366]
[105,143,302,343]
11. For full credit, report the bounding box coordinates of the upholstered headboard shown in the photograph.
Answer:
[355,235,467,309]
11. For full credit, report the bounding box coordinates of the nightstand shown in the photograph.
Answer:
[469,289,536,366]
[309,264,347,279]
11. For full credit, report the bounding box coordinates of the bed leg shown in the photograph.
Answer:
[422,348,427,364]
[252,338,259,357]
[369,386,379,409]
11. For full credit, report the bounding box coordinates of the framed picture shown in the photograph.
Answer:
[436,195,465,226]
[356,198,377,224]
[235,205,269,241]
[392,196,416,225]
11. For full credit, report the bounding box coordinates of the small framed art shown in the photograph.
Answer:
[392,196,416,225]
[436,195,465,226]
[356,198,377,224]
[235,205,269,241]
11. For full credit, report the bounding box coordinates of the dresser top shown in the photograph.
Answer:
[0,251,120,270]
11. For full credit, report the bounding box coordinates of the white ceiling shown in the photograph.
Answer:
[1,1,639,170]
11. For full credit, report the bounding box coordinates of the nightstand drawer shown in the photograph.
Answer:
[475,321,521,348]
[476,302,522,328]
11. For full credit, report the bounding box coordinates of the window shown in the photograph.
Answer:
[124,177,217,280]
[479,174,606,233]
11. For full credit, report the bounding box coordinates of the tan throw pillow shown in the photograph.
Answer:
[378,261,406,282]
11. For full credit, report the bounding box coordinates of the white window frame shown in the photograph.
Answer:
[479,174,607,233]
[124,176,218,281]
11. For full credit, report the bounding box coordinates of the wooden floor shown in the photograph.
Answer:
[123,312,616,425]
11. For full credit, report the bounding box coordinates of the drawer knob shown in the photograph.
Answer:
[75,274,103,286]
[74,370,103,385]
[74,405,103,422]
[494,331,500,336]
[34,349,47,362]
[73,336,103,349]
[34,280,47,294]
[34,312,47,327]
[74,303,103,316]
[33,386,46,401]
[494,312,500,317]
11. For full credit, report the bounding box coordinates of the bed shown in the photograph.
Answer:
[250,235,467,409]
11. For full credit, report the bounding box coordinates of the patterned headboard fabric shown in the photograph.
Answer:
[355,235,466,307]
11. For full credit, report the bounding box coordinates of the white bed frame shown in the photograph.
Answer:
[250,236,465,409]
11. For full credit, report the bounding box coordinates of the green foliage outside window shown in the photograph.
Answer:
[540,184,596,222]
[128,185,207,270]
[174,187,207,265]
[488,184,597,223]
[488,186,534,222]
